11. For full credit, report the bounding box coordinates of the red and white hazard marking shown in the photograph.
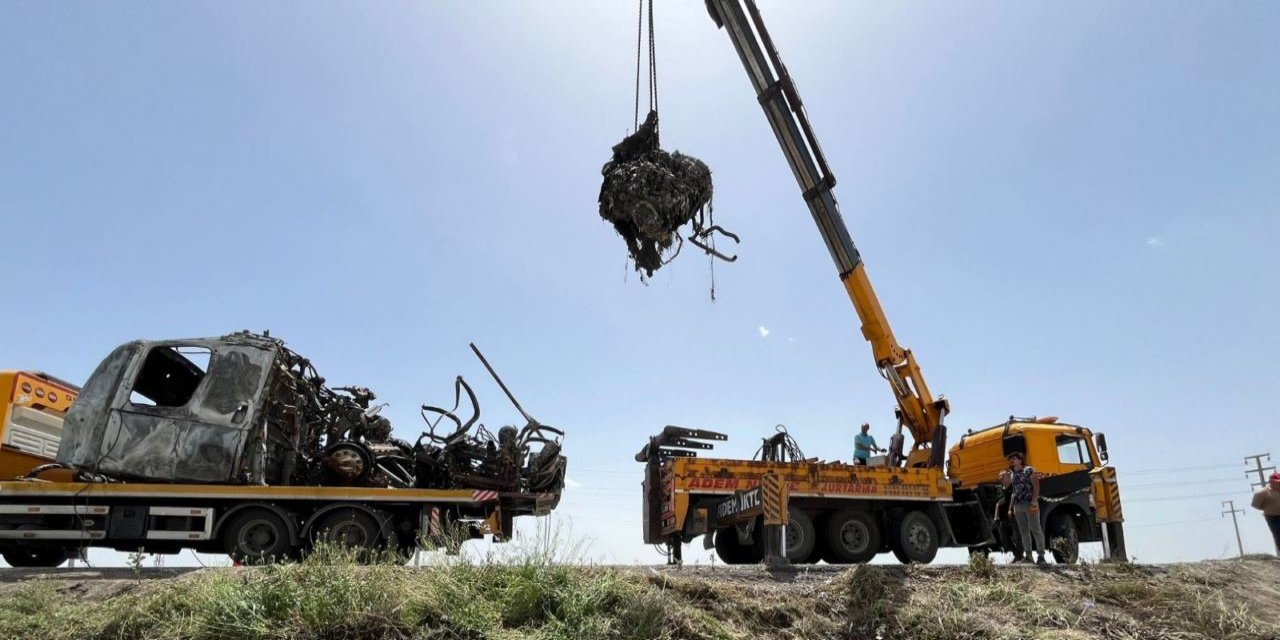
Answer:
[471,490,499,503]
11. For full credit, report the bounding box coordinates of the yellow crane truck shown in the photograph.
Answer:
[636,0,1126,565]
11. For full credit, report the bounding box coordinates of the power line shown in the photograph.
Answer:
[1222,500,1245,558]
[1126,490,1249,503]
[1244,453,1273,488]
[1127,517,1221,529]
[1122,477,1248,490]
[1125,463,1237,476]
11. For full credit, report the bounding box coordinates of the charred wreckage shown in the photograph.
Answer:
[51,332,566,508]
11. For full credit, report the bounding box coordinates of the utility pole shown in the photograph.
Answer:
[1222,500,1245,558]
[1244,453,1274,488]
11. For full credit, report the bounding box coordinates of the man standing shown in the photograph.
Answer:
[1251,471,1280,555]
[853,423,881,466]
[994,470,1024,563]
[1002,452,1046,565]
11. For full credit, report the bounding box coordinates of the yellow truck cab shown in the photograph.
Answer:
[0,371,78,482]
[949,417,1125,562]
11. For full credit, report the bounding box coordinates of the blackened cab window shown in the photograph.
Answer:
[129,346,212,407]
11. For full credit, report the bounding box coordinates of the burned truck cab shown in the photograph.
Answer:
[58,334,285,484]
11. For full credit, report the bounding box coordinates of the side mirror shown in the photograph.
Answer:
[1094,433,1109,463]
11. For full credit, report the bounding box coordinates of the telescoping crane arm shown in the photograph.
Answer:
[705,0,950,467]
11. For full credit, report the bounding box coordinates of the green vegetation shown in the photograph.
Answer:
[0,551,1275,640]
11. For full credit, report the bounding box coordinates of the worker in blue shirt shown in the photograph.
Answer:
[854,422,882,465]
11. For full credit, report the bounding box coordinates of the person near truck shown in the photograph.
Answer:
[1252,471,1280,555]
[992,474,1024,563]
[853,423,882,466]
[1002,452,1046,565]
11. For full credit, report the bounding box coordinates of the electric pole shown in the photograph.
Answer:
[1222,500,1245,558]
[1244,453,1273,488]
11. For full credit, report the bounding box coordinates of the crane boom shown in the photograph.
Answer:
[705,0,949,466]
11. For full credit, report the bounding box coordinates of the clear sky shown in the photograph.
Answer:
[2,1,1277,566]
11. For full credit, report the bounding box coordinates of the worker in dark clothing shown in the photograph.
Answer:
[1252,471,1280,555]
[994,472,1023,563]
[1002,452,1046,565]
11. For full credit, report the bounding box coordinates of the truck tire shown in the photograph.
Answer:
[1048,512,1079,564]
[800,514,824,565]
[313,508,385,560]
[825,509,880,564]
[224,509,294,564]
[756,508,816,563]
[713,528,761,564]
[889,510,939,564]
[2,547,69,568]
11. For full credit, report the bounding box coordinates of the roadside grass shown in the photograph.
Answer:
[833,556,1280,640]
[0,550,1276,640]
[0,541,737,640]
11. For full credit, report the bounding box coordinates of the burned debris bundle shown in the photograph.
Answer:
[416,377,565,493]
[55,332,565,501]
[598,111,738,277]
[279,337,566,497]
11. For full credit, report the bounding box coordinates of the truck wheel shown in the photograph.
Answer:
[224,509,293,565]
[313,508,385,560]
[2,547,69,568]
[713,528,761,564]
[825,509,880,564]
[756,508,816,563]
[889,510,938,564]
[1048,513,1079,564]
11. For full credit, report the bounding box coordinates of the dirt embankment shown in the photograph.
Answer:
[0,556,1276,640]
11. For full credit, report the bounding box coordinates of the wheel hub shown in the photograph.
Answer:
[240,519,279,554]
[905,522,930,552]
[328,521,371,546]
[840,521,870,552]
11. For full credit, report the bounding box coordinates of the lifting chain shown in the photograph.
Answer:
[633,0,659,132]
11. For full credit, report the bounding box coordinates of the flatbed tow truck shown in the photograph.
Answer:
[637,0,1126,566]
[0,333,566,567]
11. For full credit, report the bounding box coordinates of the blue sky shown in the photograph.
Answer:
[2,1,1277,565]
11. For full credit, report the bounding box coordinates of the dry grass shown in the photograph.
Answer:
[0,552,1276,640]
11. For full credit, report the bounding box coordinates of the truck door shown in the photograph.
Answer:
[94,342,275,483]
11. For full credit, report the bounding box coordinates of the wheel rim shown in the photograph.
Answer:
[238,518,280,556]
[839,520,871,554]
[328,447,368,478]
[785,521,803,551]
[904,520,932,554]
[326,520,373,547]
